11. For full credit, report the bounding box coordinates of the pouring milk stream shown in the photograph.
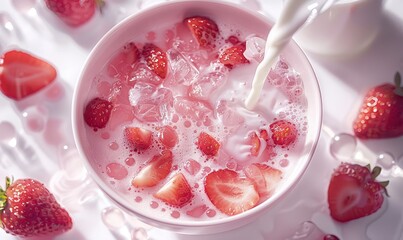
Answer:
[245,0,338,110]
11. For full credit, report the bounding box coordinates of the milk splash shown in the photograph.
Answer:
[245,0,338,110]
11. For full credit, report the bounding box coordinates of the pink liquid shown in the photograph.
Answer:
[83,16,309,221]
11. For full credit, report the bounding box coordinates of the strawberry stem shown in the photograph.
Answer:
[393,72,403,96]
[96,0,105,14]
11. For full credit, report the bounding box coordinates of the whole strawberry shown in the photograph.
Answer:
[353,72,403,139]
[0,177,72,237]
[44,0,104,27]
[327,163,388,222]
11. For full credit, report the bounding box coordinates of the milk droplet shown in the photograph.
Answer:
[12,0,37,12]
[397,154,403,169]
[376,152,395,171]
[106,163,128,180]
[131,228,148,240]
[101,207,126,230]
[22,106,47,132]
[329,133,357,161]
[0,121,17,146]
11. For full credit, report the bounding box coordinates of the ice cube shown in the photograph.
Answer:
[129,63,163,86]
[129,82,174,123]
[173,96,212,123]
[108,104,135,130]
[216,100,244,127]
[166,49,199,86]
[244,36,266,63]
[107,42,140,82]
[188,61,228,103]
[108,80,131,105]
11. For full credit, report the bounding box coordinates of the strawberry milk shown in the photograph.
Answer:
[79,11,312,222]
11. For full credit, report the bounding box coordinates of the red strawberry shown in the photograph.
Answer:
[0,177,72,237]
[0,50,57,100]
[132,150,173,188]
[83,97,113,130]
[244,163,282,197]
[260,129,269,142]
[158,126,178,149]
[107,42,141,80]
[204,169,259,216]
[154,173,192,207]
[197,132,220,156]
[219,42,250,69]
[185,16,220,49]
[142,43,168,79]
[353,72,403,139]
[269,120,298,147]
[248,132,261,157]
[44,0,104,27]
[125,127,153,150]
[327,162,388,222]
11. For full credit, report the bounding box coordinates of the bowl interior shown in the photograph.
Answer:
[72,0,322,233]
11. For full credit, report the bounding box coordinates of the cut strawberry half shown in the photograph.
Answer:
[197,132,220,156]
[244,163,282,197]
[83,97,113,130]
[269,120,298,147]
[124,127,153,150]
[248,132,261,157]
[184,16,220,49]
[132,150,173,188]
[219,42,249,69]
[158,126,178,149]
[142,43,168,79]
[154,173,193,207]
[0,50,57,100]
[204,169,259,216]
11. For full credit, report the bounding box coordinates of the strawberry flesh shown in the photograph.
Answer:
[107,42,141,81]
[185,16,220,49]
[197,132,220,156]
[142,43,168,79]
[0,178,72,237]
[83,97,113,130]
[125,126,153,150]
[0,50,57,100]
[154,173,193,207]
[132,150,173,188]
[204,169,259,216]
[327,163,385,222]
[244,163,282,197]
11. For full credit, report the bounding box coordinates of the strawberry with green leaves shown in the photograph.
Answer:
[353,72,403,139]
[0,177,72,237]
[327,163,388,222]
[0,50,57,100]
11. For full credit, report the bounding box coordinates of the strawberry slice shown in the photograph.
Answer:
[248,132,261,157]
[158,126,178,149]
[269,120,298,147]
[83,97,113,130]
[197,132,220,156]
[328,163,388,222]
[132,150,173,188]
[0,50,57,100]
[124,127,153,150]
[154,173,193,207]
[219,42,249,69]
[185,16,220,49]
[142,43,168,79]
[244,163,282,197]
[204,169,259,216]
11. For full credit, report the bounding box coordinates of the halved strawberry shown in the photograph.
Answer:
[328,163,388,222]
[142,43,168,79]
[244,163,282,197]
[83,97,113,130]
[185,16,220,49]
[132,150,173,188]
[124,127,153,150]
[269,120,298,147]
[249,132,261,157]
[0,50,57,100]
[158,126,178,149]
[197,132,220,156]
[204,169,259,216]
[154,173,192,207]
[219,42,249,69]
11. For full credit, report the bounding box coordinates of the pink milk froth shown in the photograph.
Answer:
[82,14,308,222]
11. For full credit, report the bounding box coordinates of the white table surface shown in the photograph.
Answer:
[1,0,403,239]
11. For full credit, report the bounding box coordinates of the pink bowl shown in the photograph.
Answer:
[72,0,322,235]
